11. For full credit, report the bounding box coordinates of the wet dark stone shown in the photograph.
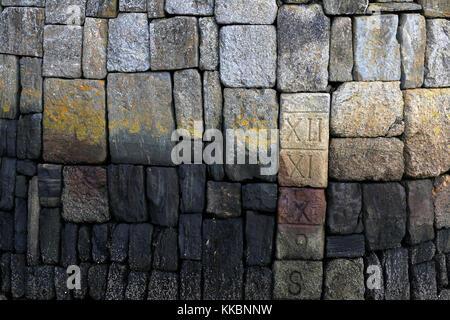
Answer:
[179,214,202,260]
[147,271,178,300]
[14,198,27,254]
[78,225,91,262]
[105,263,128,300]
[16,113,41,160]
[153,227,178,272]
[245,211,274,266]
[180,260,201,300]
[0,119,16,157]
[39,207,61,265]
[129,224,153,272]
[179,164,206,213]
[242,183,277,212]
[0,158,16,211]
[326,234,365,258]
[38,164,62,208]
[61,223,78,268]
[110,224,129,263]
[88,264,108,300]
[245,267,272,300]
[92,224,110,264]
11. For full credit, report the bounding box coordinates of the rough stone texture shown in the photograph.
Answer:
[203,219,243,300]
[368,2,422,12]
[323,0,368,14]
[180,260,201,300]
[125,271,148,300]
[329,17,353,82]
[19,57,42,114]
[78,225,92,262]
[0,158,15,211]
[17,113,41,160]
[107,13,150,72]
[382,248,410,300]
[0,54,19,119]
[418,0,450,17]
[61,224,78,267]
[105,263,128,300]
[129,224,153,271]
[0,253,11,293]
[199,17,218,71]
[411,262,438,300]
[119,0,146,12]
[43,25,83,78]
[39,208,61,265]
[2,0,45,5]
[435,254,448,288]
[329,138,405,181]
[110,224,128,263]
[363,183,407,251]
[165,0,213,15]
[83,18,108,79]
[147,0,164,18]
[86,0,118,18]
[326,235,365,258]
[242,183,277,213]
[147,271,178,300]
[0,211,13,251]
[0,7,44,57]
[206,181,241,218]
[152,228,178,272]
[245,267,272,300]
[179,214,202,261]
[353,15,401,81]
[436,229,450,253]
[61,166,110,223]
[108,165,147,222]
[150,17,198,71]
[43,79,106,164]
[25,266,55,300]
[0,120,16,157]
[179,164,206,214]
[88,264,108,300]
[277,5,329,92]
[14,198,28,254]
[203,71,222,131]
[276,224,324,260]
[73,262,89,299]
[246,211,274,266]
[45,0,86,25]
[108,72,175,166]
[92,224,109,263]
[434,175,450,229]
[220,25,276,88]
[398,14,426,89]
[38,164,62,208]
[278,188,326,225]
[403,89,449,178]
[365,253,385,300]
[405,180,435,244]
[17,160,36,176]
[15,175,27,199]
[27,176,39,266]
[279,93,329,188]
[146,167,179,227]
[324,259,365,300]
[410,241,436,265]
[215,0,277,24]
[331,82,404,138]
[11,254,26,299]
[273,260,322,300]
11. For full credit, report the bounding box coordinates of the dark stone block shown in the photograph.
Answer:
[208,164,224,181]
[106,263,128,300]
[179,164,206,213]
[364,252,384,300]
[147,271,178,300]
[146,167,179,227]
[61,223,78,268]
[125,271,148,301]
[245,267,272,300]
[203,218,243,300]
[153,227,178,272]
[0,211,14,251]
[10,254,26,299]
[108,165,148,222]
[242,183,277,212]
[327,182,363,234]
[92,224,110,264]
[16,160,37,176]
[88,264,108,300]
[39,207,61,264]
[180,260,201,300]
[411,262,438,300]
[16,113,41,160]
[0,119,16,157]
[0,158,16,211]
[54,266,71,300]
[110,224,129,263]
[435,254,448,289]
[206,181,242,218]
[179,214,202,260]
[129,224,153,271]
[245,211,274,266]
[78,225,91,262]
[25,266,55,300]
[436,229,450,254]
[15,175,28,199]
[0,253,11,293]
[382,248,410,300]
[410,241,436,265]
[38,164,62,208]
[326,234,365,258]
[73,262,90,300]
[362,183,406,251]
[14,198,27,254]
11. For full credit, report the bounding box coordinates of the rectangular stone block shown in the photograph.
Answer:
[0,211,13,251]
[45,0,86,25]
[180,260,201,300]
[60,223,78,268]
[19,57,42,114]
[88,264,108,300]
[324,0,368,14]
[152,227,178,272]
[203,71,222,131]
[418,0,450,17]
[129,224,153,271]
[0,54,19,119]
[215,0,277,24]
[0,157,16,211]
[326,235,365,258]
[246,211,274,266]
[39,208,61,265]
[125,271,148,301]
[147,0,164,18]
[2,0,45,5]
[165,0,213,15]
[17,114,41,160]
[11,254,25,299]
[147,271,178,300]
[27,176,39,266]
[382,248,410,300]
[245,267,272,300]
[434,175,450,229]
[38,164,62,208]
[242,183,277,213]
[179,214,202,260]
[276,224,325,260]
[179,164,206,213]
[424,19,449,87]
[83,18,108,79]
[206,181,241,218]
[199,17,218,71]
[324,258,365,300]
[78,225,92,262]
[86,0,118,18]
[410,241,436,265]
[0,120,16,157]
[119,0,146,12]
[411,262,438,300]
[105,263,127,300]
[329,17,353,82]
[278,187,326,225]
[92,224,109,263]
[14,198,27,254]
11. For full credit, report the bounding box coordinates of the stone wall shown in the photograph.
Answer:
[0,0,449,300]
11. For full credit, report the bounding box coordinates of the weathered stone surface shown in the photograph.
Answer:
[147,0,164,18]
[86,0,118,18]
[83,18,107,79]
[17,160,36,176]
[0,120,16,157]
[179,165,206,214]
[152,228,178,272]
[329,17,353,82]
[14,198,28,254]
[418,0,450,17]
[165,0,213,15]
[180,260,201,300]
[276,224,324,260]
[19,57,42,114]
[436,229,450,253]
[119,0,146,11]
[108,72,175,165]
[273,260,322,300]
[0,7,44,57]
[73,262,89,299]
[179,214,202,261]
[0,211,13,251]
[92,224,109,263]
[435,254,449,288]
[108,165,147,222]
[62,166,109,223]
[38,164,62,208]
[15,175,27,199]
[61,224,78,267]
[277,5,329,92]
[410,241,436,265]
[43,79,107,163]
[246,211,274,266]
[326,235,365,258]
[105,263,128,300]
[109,224,128,263]
[403,89,449,178]
[150,17,198,70]
[0,253,11,293]
[0,54,19,119]
[439,289,450,300]
[146,167,179,227]
[279,93,329,187]
[323,0,368,14]
[363,183,406,250]
[398,14,426,89]
[78,225,91,262]
[203,71,222,131]
[405,180,435,244]
[125,271,148,300]
[203,219,243,300]
[245,267,272,300]
[199,18,218,71]
[215,0,277,24]
[0,157,16,211]
[331,82,404,138]
[206,181,241,218]
[365,253,385,300]
[329,138,405,181]
[2,0,45,5]
[242,184,277,213]
[25,266,55,300]
[353,15,401,81]
[43,25,82,78]
[147,271,178,300]
[107,13,150,72]
[88,264,108,300]
[220,25,276,88]
[368,2,422,12]
[27,176,39,266]
[278,188,326,225]
[434,175,450,229]
[39,208,61,265]
[45,0,86,25]
[129,224,153,271]
[411,262,438,300]
[11,254,26,299]
[382,248,410,300]
[324,259,365,300]
[17,114,41,160]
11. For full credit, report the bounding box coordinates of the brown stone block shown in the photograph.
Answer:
[278,187,326,225]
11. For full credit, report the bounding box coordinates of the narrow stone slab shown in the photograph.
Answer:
[418,0,450,17]
[38,164,62,208]
[165,0,213,15]
[17,113,42,160]
[368,2,422,12]
[215,0,277,24]
[0,211,13,251]
[152,227,178,272]
[179,164,206,214]
[2,0,45,5]
[180,260,201,300]
[382,248,410,300]
[119,0,146,12]
[424,19,450,87]
[0,120,16,157]
[365,252,385,300]
[125,271,148,301]
[326,235,365,258]
[329,17,353,82]
[105,263,127,300]
[0,158,16,211]
[19,57,42,114]
[147,0,164,18]
[27,177,39,266]
[86,0,118,18]
[246,211,274,266]
[203,71,222,131]
[179,214,202,261]
[39,208,61,265]
[60,224,78,267]
[78,225,92,262]
[88,264,108,300]
[199,17,218,71]
[276,224,325,260]
[83,18,108,79]
[323,0,368,14]
[245,267,272,300]
[411,262,438,300]
[433,175,450,229]
[129,224,153,271]
[324,259,365,300]
[0,54,19,119]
